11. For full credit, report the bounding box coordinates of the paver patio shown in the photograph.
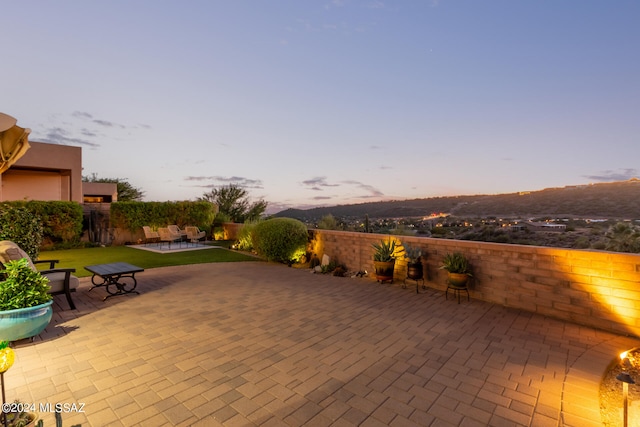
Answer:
[6,261,639,426]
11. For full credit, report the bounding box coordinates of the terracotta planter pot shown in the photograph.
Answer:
[447,272,470,288]
[374,260,395,283]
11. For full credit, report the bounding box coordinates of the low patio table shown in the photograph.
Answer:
[85,262,144,301]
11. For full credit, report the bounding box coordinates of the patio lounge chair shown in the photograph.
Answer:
[185,226,206,243]
[158,227,183,248]
[142,226,160,245]
[0,240,79,310]
[167,225,188,240]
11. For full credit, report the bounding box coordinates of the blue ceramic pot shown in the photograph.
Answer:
[0,301,53,342]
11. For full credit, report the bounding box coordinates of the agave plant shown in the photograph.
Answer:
[439,252,472,276]
[372,238,403,262]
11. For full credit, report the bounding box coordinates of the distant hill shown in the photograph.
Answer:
[273,179,640,221]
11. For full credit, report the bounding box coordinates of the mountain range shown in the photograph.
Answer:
[274,179,640,221]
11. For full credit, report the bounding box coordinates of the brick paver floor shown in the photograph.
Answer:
[6,262,638,426]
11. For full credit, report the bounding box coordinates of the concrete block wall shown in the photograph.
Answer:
[310,229,640,337]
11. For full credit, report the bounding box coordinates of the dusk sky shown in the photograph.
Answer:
[2,1,638,213]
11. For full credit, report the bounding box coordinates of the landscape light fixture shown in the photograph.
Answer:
[0,342,15,427]
[617,351,636,427]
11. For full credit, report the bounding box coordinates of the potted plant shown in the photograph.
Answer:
[0,258,53,342]
[403,244,423,280]
[2,400,38,427]
[372,238,403,283]
[439,252,472,287]
[0,341,39,427]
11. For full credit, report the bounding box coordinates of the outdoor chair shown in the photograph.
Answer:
[167,225,188,240]
[158,227,183,248]
[0,240,79,310]
[142,226,160,245]
[185,226,206,243]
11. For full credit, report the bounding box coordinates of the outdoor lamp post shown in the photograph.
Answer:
[617,372,635,427]
[617,350,635,427]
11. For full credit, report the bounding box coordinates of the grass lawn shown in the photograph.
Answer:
[37,243,261,278]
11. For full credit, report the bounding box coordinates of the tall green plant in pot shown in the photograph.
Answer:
[372,238,403,283]
[439,252,472,287]
[0,258,53,342]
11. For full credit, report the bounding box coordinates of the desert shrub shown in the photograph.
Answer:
[390,224,414,236]
[317,214,339,230]
[430,227,448,236]
[235,221,259,251]
[212,228,225,240]
[252,218,308,264]
[493,234,511,243]
[318,259,347,276]
[574,236,591,249]
[0,205,44,260]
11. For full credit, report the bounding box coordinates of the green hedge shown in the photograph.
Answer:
[0,201,82,246]
[110,201,217,233]
[0,205,44,259]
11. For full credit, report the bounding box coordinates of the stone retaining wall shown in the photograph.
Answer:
[310,229,640,337]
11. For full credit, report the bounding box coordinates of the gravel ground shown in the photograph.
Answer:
[600,348,640,426]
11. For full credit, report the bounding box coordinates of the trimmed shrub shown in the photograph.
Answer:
[26,201,83,243]
[1,201,82,246]
[235,221,259,251]
[0,205,44,260]
[110,201,217,232]
[252,218,308,264]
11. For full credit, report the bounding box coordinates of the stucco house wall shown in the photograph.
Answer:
[0,141,82,203]
[83,182,118,203]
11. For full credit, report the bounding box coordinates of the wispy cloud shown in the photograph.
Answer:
[185,176,264,189]
[583,168,638,182]
[35,111,150,148]
[72,111,93,119]
[301,176,384,199]
[81,128,98,137]
[93,119,125,128]
[342,180,384,198]
[42,127,100,147]
[73,111,136,130]
[301,176,340,191]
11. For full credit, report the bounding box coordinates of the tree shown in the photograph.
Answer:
[604,222,640,253]
[199,184,267,223]
[83,174,145,202]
